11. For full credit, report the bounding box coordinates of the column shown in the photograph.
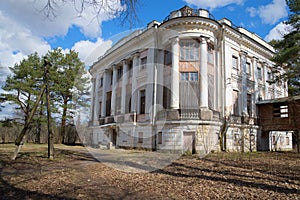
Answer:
[263,63,269,99]
[170,37,180,109]
[240,51,248,117]
[200,37,208,108]
[121,60,128,114]
[131,54,139,113]
[157,50,164,106]
[93,73,100,125]
[252,57,258,118]
[101,70,108,117]
[90,78,96,123]
[146,48,155,117]
[111,65,117,116]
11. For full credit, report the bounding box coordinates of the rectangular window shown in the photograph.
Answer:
[257,67,262,80]
[190,72,198,81]
[208,46,214,64]
[138,132,143,143]
[158,132,162,144]
[128,61,133,77]
[180,72,189,81]
[140,90,146,114]
[100,77,103,87]
[180,40,199,61]
[99,102,102,118]
[117,68,122,81]
[232,56,238,70]
[141,57,147,69]
[110,71,113,85]
[180,72,198,81]
[164,50,172,65]
[246,62,251,76]
[247,94,252,117]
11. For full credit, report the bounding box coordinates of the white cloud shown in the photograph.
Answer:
[0,0,121,70]
[183,0,244,10]
[247,0,288,25]
[265,22,292,42]
[72,38,112,66]
[0,0,123,38]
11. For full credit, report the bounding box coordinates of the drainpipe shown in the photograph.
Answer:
[152,23,159,151]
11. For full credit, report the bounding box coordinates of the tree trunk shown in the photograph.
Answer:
[61,98,68,144]
[12,86,46,160]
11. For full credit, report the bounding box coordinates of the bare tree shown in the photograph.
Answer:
[40,0,139,27]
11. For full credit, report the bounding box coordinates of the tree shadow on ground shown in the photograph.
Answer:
[152,159,299,195]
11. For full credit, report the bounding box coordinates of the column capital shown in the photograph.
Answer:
[170,37,179,45]
[200,37,207,43]
[251,56,258,62]
[239,50,248,56]
[122,59,127,65]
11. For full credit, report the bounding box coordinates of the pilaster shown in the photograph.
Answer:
[121,60,128,114]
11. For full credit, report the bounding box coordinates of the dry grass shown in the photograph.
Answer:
[0,143,299,199]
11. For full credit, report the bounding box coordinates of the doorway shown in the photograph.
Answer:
[183,131,196,154]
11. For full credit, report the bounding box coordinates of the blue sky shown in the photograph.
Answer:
[0,0,292,119]
[0,0,291,71]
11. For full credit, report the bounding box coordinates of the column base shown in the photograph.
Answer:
[199,107,213,120]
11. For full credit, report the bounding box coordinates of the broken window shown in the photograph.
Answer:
[273,103,288,118]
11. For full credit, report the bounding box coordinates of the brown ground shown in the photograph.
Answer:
[0,144,299,200]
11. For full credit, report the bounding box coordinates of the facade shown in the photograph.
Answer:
[88,6,288,153]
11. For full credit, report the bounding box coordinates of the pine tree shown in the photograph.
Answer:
[46,49,90,142]
[1,53,44,124]
[271,0,300,96]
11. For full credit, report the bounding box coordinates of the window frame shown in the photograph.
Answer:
[179,40,200,61]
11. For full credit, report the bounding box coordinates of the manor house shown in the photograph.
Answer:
[89,6,290,153]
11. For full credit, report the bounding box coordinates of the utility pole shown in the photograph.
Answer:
[44,56,54,160]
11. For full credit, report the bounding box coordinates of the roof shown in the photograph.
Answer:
[256,95,300,104]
